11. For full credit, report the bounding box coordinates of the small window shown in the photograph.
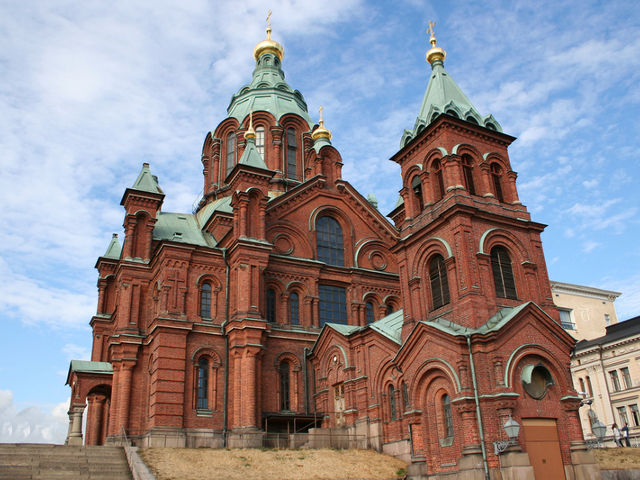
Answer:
[429,255,450,309]
[256,126,265,159]
[461,155,476,195]
[586,376,593,397]
[432,160,445,202]
[490,163,504,202]
[579,378,586,394]
[200,283,212,318]
[442,394,454,438]
[389,385,397,421]
[386,303,394,315]
[559,308,574,329]
[610,371,621,391]
[491,246,517,299]
[286,127,297,180]
[365,301,375,324]
[622,367,633,389]
[631,405,640,427]
[316,216,344,266]
[319,285,347,326]
[402,382,410,410]
[605,314,611,325]
[197,358,209,410]
[618,406,629,427]
[289,292,299,325]
[266,289,276,323]
[411,176,424,212]
[280,362,290,410]
[226,132,236,173]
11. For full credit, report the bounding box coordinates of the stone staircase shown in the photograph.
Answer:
[0,444,133,480]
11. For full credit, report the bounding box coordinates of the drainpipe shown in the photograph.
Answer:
[303,347,310,414]
[466,334,490,480]
[221,248,230,447]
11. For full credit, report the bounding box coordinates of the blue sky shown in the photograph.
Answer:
[1,0,638,443]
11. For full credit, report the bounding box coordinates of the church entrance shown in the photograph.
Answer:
[522,418,565,480]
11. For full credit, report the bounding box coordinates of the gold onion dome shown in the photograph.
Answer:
[425,21,446,65]
[312,106,332,141]
[253,11,284,61]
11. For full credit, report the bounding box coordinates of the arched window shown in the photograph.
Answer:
[389,385,397,420]
[579,378,586,395]
[491,163,504,202]
[200,283,212,318]
[462,155,476,195]
[286,127,297,180]
[280,362,290,410]
[402,382,410,410]
[442,394,454,438]
[256,126,265,159]
[365,301,375,324]
[429,255,450,309]
[490,246,517,299]
[266,288,276,322]
[386,303,394,315]
[289,292,299,325]
[197,358,209,410]
[432,159,445,202]
[226,132,236,173]
[316,216,344,266]
[411,176,424,213]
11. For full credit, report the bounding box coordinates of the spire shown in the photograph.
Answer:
[102,233,122,260]
[312,106,332,151]
[227,13,313,127]
[401,22,502,147]
[131,163,163,194]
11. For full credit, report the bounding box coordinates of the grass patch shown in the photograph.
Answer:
[139,447,407,480]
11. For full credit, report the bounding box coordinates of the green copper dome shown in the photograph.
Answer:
[227,47,313,127]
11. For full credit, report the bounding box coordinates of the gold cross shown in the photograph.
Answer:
[427,21,436,39]
[266,10,272,29]
[319,106,324,123]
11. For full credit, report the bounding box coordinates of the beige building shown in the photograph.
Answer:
[571,316,640,443]
[550,281,620,342]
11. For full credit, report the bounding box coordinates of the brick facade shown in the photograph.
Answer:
[66,27,599,479]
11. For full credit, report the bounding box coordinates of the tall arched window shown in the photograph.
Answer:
[429,255,450,309]
[586,376,594,397]
[442,394,454,438]
[197,358,209,410]
[402,382,410,410]
[579,378,586,394]
[226,132,236,173]
[462,155,476,195]
[490,246,517,299]
[316,216,344,266]
[365,301,375,324]
[411,176,424,213]
[256,126,265,159]
[286,127,297,180]
[280,362,290,410]
[386,303,394,315]
[200,283,212,318]
[266,288,276,322]
[491,163,504,202]
[289,292,299,325]
[389,385,397,420]
[432,159,445,202]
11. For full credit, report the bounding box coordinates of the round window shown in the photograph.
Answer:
[522,364,554,399]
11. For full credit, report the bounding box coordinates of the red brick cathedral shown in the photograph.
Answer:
[66,23,599,479]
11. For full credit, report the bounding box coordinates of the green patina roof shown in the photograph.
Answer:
[131,163,163,194]
[196,196,233,226]
[401,54,502,147]
[69,360,113,374]
[102,234,122,260]
[325,322,363,336]
[227,52,313,128]
[238,137,268,169]
[153,212,217,247]
[369,309,404,344]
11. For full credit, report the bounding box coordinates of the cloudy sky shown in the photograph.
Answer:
[1,0,638,443]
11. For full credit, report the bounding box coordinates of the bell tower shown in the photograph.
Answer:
[390,24,557,339]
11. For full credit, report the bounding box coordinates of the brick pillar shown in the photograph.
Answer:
[66,404,86,446]
[241,347,259,427]
[115,361,135,435]
[85,395,100,445]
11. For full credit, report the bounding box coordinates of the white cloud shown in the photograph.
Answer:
[0,390,68,444]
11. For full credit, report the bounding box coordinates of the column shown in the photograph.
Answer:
[66,404,86,446]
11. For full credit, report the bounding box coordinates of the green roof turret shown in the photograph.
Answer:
[102,233,122,260]
[401,22,502,147]
[238,111,268,169]
[227,13,313,128]
[131,162,163,194]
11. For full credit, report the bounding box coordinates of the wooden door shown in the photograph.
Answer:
[522,418,566,480]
